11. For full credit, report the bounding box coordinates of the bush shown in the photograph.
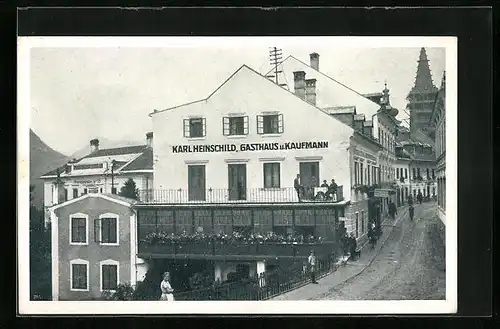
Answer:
[102,282,135,300]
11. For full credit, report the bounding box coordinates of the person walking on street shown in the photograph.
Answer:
[417,191,423,204]
[308,250,318,284]
[409,205,415,221]
[349,233,358,261]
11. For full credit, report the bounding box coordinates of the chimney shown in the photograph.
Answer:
[310,53,319,71]
[146,132,153,148]
[90,138,99,153]
[293,71,306,100]
[305,78,317,105]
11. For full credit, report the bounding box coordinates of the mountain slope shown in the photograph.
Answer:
[30,130,69,210]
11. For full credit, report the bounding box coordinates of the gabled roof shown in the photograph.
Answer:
[85,145,147,158]
[119,147,154,172]
[40,145,153,179]
[270,55,381,116]
[148,64,356,134]
[50,192,137,211]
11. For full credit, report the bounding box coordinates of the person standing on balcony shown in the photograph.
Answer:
[294,174,303,202]
[328,179,338,201]
[160,272,175,301]
[308,250,318,284]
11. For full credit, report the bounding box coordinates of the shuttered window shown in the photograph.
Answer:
[223,116,249,136]
[257,114,283,134]
[183,118,206,138]
[101,264,118,291]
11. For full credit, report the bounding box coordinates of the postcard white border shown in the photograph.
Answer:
[18,36,457,314]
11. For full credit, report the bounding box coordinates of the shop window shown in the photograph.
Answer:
[257,114,283,134]
[263,163,280,188]
[223,116,249,136]
[184,117,206,138]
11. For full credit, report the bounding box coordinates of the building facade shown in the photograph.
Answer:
[430,72,446,223]
[49,193,146,301]
[40,134,154,224]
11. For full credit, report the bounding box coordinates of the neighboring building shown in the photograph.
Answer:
[277,53,399,218]
[49,193,147,301]
[394,134,412,207]
[40,133,154,225]
[430,71,446,223]
[136,62,387,285]
[407,47,439,139]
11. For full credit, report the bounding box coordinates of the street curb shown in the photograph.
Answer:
[309,206,410,300]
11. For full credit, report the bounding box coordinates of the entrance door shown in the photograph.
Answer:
[228,164,247,201]
[299,162,320,200]
[188,165,206,201]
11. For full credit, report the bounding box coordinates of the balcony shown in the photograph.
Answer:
[139,240,337,260]
[138,186,344,204]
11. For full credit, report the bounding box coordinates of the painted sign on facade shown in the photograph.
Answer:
[171,141,329,154]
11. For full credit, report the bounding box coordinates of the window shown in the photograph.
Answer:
[396,168,399,179]
[354,162,359,185]
[367,165,371,185]
[70,259,89,291]
[412,168,416,179]
[99,188,103,193]
[426,168,430,179]
[360,163,364,185]
[73,188,78,199]
[257,114,283,134]
[70,213,88,244]
[432,169,435,179]
[96,213,119,245]
[73,163,104,170]
[64,188,68,202]
[417,168,421,178]
[223,116,249,136]
[405,168,408,178]
[100,260,119,291]
[355,212,359,238]
[183,117,206,138]
[263,163,280,188]
[83,188,87,195]
[361,211,365,234]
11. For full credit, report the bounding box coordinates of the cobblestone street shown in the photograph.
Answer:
[271,202,446,301]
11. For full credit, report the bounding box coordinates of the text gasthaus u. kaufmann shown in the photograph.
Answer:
[171,141,329,153]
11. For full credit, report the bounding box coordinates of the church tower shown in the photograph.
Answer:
[406,47,438,139]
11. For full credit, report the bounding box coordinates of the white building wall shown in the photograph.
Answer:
[152,66,355,197]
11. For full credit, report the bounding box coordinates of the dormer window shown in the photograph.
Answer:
[73,163,104,170]
[184,117,206,138]
[257,113,283,135]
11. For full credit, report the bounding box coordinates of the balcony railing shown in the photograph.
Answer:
[139,241,337,259]
[138,186,344,204]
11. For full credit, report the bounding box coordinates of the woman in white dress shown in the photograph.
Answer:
[160,272,174,301]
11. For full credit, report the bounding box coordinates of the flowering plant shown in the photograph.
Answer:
[141,231,323,245]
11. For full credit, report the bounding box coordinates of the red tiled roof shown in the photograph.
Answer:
[119,148,153,172]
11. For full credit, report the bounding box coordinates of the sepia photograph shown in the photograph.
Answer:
[18,36,457,314]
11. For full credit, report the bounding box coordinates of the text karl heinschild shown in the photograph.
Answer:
[171,141,329,154]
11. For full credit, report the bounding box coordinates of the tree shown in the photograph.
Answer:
[119,178,139,200]
[29,184,51,300]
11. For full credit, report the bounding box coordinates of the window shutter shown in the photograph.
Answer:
[223,117,230,136]
[202,118,207,137]
[278,114,284,133]
[110,218,117,244]
[257,115,264,134]
[94,219,101,243]
[183,119,190,138]
[243,116,249,135]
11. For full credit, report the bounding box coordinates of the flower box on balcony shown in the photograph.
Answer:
[139,244,176,255]
[176,242,212,256]
[214,243,257,256]
[255,243,295,257]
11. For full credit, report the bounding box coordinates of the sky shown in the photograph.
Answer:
[30,41,445,156]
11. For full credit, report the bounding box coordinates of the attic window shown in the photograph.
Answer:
[184,118,206,138]
[257,114,283,135]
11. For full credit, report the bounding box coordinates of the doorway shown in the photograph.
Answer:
[188,165,206,201]
[228,164,247,201]
[299,162,320,200]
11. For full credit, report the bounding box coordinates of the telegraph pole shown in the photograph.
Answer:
[266,47,287,87]
[111,159,116,194]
